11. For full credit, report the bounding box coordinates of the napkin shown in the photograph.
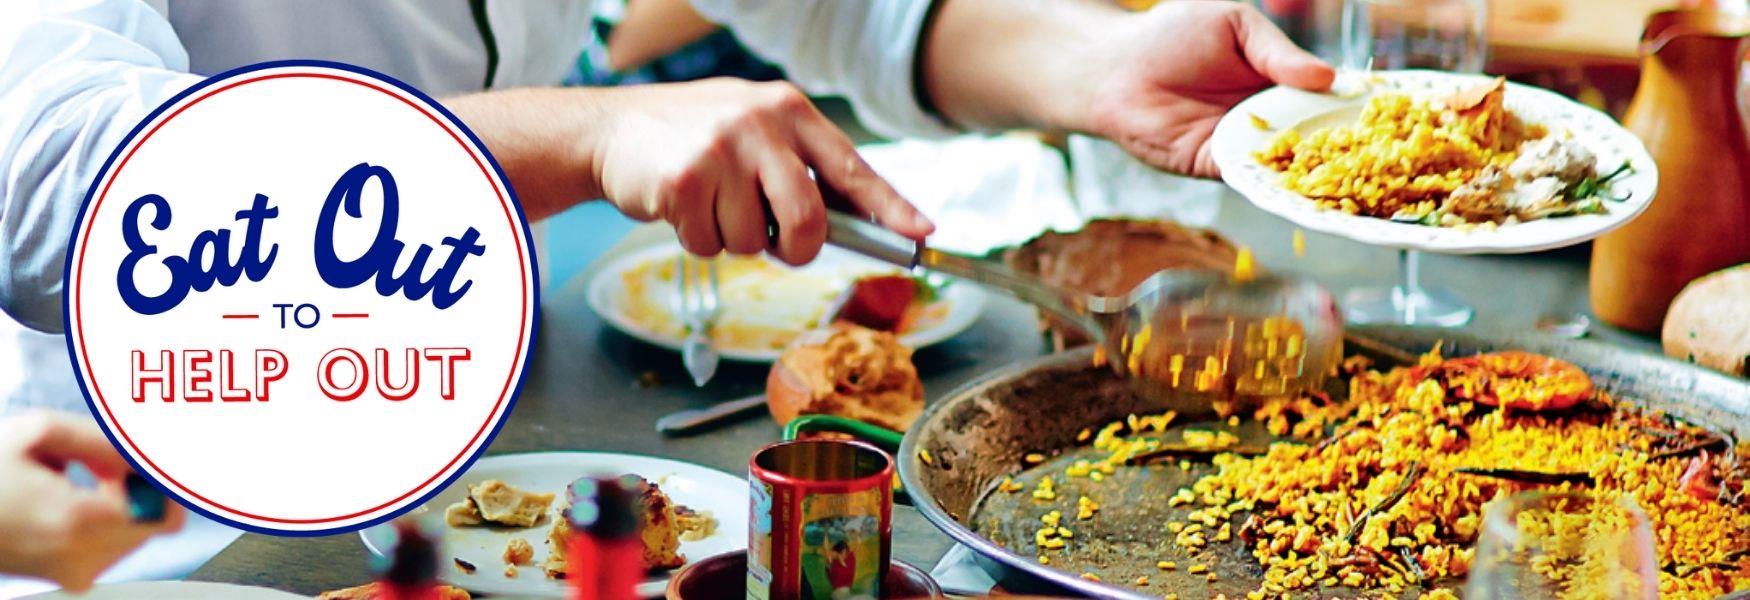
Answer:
[928,544,1002,596]
[1066,134,1225,226]
[858,134,1225,258]
[858,134,1084,256]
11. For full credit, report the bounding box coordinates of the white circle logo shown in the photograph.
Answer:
[64,62,538,535]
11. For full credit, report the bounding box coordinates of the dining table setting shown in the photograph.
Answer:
[171,56,1750,593]
[7,2,1750,599]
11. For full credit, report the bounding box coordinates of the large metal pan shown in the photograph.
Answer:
[897,325,1750,599]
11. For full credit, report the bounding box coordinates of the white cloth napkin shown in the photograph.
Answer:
[927,544,1001,596]
[858,134,1224,258]
[858,134,1084,256]
[1067,134,1225,226]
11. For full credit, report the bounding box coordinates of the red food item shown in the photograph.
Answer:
[1423,351,1594,411]
[831,274,918,332]
[1680,453,1720,501]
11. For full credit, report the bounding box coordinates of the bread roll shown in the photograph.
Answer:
[1663,264,1750,377]
[766,323,924,432]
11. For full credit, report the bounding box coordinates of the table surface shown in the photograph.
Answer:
[1488,0,1672,68]
[186,178,1661,596]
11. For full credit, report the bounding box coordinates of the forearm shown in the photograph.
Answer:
[918,0,1127,133]
[443,87,615,222]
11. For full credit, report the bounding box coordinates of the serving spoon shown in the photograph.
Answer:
[826,213,1345,416]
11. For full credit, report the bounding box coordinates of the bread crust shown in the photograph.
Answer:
[766,324,924,432]
[1663,265,1750,376]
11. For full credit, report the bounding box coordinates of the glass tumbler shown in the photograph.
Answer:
[1466,490,1658,600]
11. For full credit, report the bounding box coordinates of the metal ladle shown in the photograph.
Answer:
[826,213,1345,415]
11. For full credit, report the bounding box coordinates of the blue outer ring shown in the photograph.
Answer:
[60,59,541,537]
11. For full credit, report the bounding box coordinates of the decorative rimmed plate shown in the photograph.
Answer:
[360,452,748,598]
[1211,70,1658,254]
[587,243,987,362]
[18,582,305,599]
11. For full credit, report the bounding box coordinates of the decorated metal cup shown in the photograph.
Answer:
[747,439,893,600]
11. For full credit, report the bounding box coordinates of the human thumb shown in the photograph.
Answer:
[1237,7,1336,92]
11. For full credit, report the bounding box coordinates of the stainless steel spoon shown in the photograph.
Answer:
[826,213,1344,414]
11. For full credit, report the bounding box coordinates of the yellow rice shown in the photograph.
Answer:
[1255,92,1543,220]
[1189,352,1749,598]
[1038,350,1748,598]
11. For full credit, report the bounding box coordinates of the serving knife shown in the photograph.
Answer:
[655,393,767,436]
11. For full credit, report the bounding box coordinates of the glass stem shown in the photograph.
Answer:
[1399,249,1424,324]
[1401,250,1423,298]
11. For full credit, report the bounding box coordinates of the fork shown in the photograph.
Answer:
[675,253,721,387]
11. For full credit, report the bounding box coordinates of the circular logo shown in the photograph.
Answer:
[63,61,538,535]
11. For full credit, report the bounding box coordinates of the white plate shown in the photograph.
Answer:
[359,452,748,598]
[18,582,304,599]
[1211,70,1659,254]
[586,243,987,362]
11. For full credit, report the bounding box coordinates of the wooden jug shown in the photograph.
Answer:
[1591,10,1750,333]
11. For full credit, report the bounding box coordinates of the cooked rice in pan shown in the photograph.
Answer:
[1031,349,1748,599]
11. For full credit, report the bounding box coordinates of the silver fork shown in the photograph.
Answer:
[675,253,721,386]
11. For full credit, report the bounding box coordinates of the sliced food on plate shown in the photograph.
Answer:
[360,452,745,598]
[541,474,712,576]
[444,479,555,528]
[434,474,716,578]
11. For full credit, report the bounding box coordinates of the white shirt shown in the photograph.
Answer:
[0,0,951,333]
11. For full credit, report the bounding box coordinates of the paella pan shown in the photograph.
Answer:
[898,325,1750,599]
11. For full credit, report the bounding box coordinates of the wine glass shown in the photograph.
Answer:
[1466,491,1659,600]
[1339,0,1487,326]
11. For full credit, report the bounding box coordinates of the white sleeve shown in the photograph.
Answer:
[687,0,956,139]
[0,0,199,333]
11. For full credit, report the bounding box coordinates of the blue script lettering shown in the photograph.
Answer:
[117,194,280,315]
[313,163,485,310]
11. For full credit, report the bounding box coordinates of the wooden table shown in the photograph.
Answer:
[1489,0,1672,69]
[187,177,1659,596]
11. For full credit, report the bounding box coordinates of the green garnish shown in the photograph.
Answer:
[1567,159,1634,202]
[911,274,949,303]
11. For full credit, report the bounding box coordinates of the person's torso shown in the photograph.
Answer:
[163,0,594,95]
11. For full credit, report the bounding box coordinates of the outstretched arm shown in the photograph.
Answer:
[444,79,933,265]
[918,0,1336,177]
[689,0,1331,178]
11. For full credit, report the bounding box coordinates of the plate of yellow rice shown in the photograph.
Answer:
[1211,71,1658,254]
